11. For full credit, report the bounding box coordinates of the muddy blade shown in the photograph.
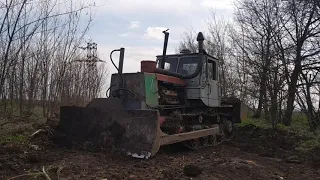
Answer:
[117,109,161,158]
[56,98,160,159]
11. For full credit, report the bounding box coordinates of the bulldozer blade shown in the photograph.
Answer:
[56,98,160,159]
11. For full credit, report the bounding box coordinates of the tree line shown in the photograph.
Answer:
[0,0,106,119]
[2,0,319,133]
[179,0,320,132]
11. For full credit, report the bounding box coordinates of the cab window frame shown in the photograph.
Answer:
[208,59,217,81]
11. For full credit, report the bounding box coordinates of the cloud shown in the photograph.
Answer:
[118,32,131,37]
[144,27,168,41]
[96,44,167,74]
[117,21,141,37]
[129,21,141,29]
[200,0,234,10]
[95,44,166,88]
[88,0,235,87]
[94,0,234,17]
[95,0,195,15]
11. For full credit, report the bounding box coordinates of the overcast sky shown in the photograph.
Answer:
[86,0,235,79]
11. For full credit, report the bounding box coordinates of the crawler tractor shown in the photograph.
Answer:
[56,30,245,159]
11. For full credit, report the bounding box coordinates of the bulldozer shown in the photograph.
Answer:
[55,30,245,159]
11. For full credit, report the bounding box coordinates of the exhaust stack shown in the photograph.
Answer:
[159,29,169,69]
[118,48,125,74]
[197,32,205,53]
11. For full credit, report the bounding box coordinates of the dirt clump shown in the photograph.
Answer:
[228,124,306,159]
[310,146,320,166]
[183,164,202,177]
[1,123,320,180]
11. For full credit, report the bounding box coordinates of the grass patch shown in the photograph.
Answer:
[297,138,320,151]
[237,118,271,129]
[0,134,28,144]
[0,99,45,120]
[238,112,311,133]
[238,114,320,163]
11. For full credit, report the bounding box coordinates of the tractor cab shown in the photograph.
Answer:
[155,50,220,107]
[156,52,219,82]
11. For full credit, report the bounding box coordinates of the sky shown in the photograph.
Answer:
[85,0,235,82]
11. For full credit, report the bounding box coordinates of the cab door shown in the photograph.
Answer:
[207,58,220,107]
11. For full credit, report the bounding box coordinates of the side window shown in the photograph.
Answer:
[212,61,216,80]
[208,60,217,80]
[164,62,170,70]
[157,57,178,72]
[202,59,207,77]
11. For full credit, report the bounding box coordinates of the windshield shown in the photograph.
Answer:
[157,56,199,75]
[177,56,198,75]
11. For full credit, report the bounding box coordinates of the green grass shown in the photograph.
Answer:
[239,112,320,159]
[239,112,311,132]
[0,101,45,120]
[296,137,320,151]
[28,106,44,119]
[0,134,27,144]
[237,118,271,129]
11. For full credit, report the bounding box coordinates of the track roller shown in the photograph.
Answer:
[208,135,216,145]
[184,139,200,150]
[220,116,234,139]
[200,136,209,146]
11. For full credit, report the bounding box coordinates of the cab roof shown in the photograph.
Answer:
[156,52,219,60]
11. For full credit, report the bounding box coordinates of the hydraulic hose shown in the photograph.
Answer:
[108,49,124,97]
[110,49,120,71]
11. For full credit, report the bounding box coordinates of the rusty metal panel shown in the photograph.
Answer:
[155,73,185,85]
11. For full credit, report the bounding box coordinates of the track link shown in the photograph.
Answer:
[182,133,228,150]
[165,111,231,150]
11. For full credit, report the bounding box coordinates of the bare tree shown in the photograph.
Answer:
[178,28,198,53]
[205,13,231,97]
[0,0,107,119]
[281,0,320,125]
[234,0,286,122]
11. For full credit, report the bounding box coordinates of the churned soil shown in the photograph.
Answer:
[1,125,319,180]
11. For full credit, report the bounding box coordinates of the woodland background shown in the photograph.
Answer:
[1,0,320,133]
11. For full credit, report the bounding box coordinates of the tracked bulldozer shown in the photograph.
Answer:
[55,30,246,159]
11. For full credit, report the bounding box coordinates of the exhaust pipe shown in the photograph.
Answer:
[155,32,205,79]
[159,29,169,69]
[118,47,125,74]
